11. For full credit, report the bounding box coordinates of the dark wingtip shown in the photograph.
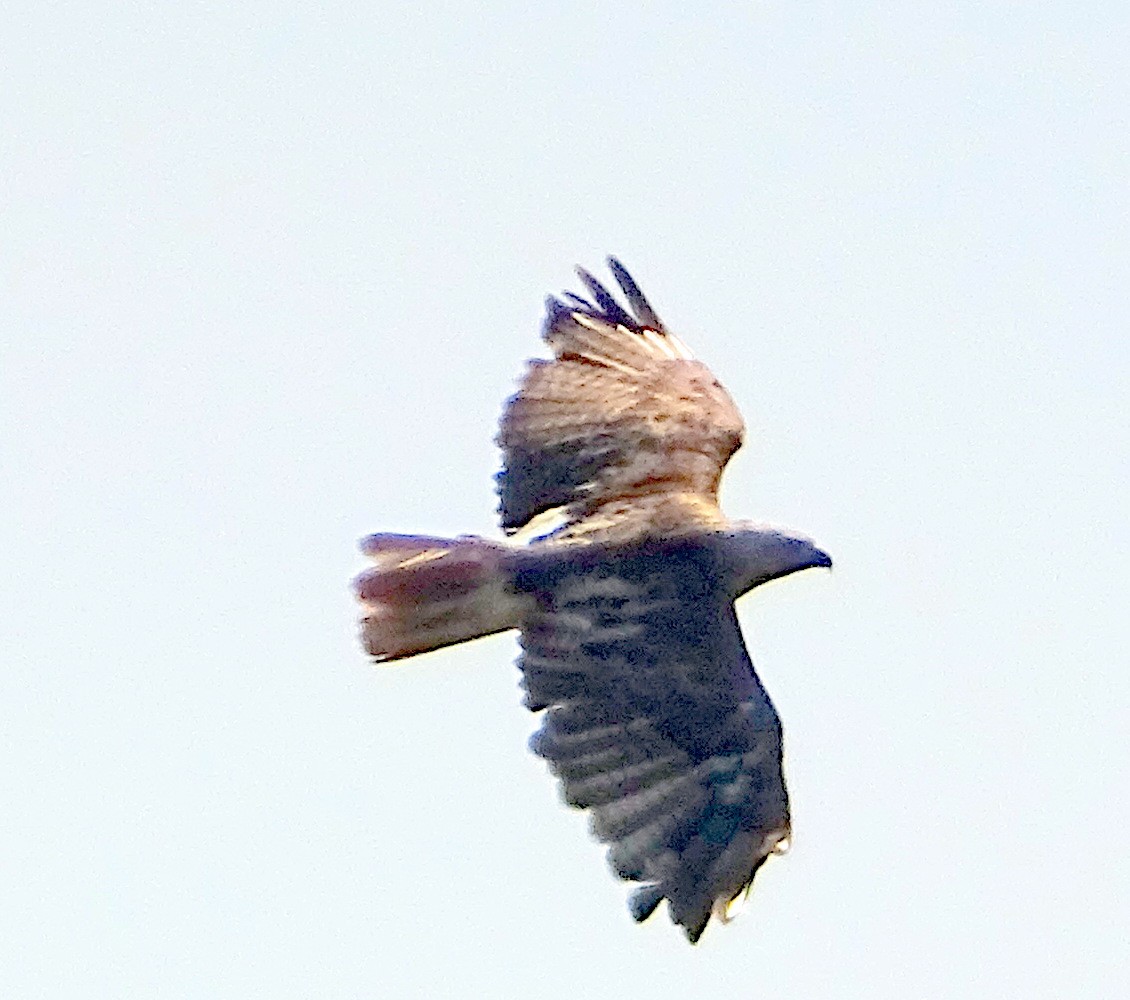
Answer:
[544,294,568,318]
[628,885,665,924]
[629,882,710,942]
[574,265,635,328]
[684,916,709,945]
[605,256,632,287]
[605,256,665,330]
[573,265,605,299]
[561,291,593,311]
[556,258,668,337]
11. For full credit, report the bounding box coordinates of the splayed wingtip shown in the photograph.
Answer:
[606,256,665,331]
[628,884,665,924]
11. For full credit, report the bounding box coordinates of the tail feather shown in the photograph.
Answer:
[354,534,528,662]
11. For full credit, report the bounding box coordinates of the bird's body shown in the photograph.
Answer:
[354,260,830,942]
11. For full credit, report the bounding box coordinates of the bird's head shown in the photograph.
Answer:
[719,523,832,598]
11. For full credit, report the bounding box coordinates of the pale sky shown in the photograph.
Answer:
[4,3,1128,997]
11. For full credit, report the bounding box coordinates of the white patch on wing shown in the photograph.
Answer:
[664,331,695,359]
[507,506,572,544]
[769,830,791,855]
[638,326,678,359]
[393,549,451,570]
[715,886,751,925]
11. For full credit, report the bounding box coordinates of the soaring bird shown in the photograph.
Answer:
[354,259,831,942]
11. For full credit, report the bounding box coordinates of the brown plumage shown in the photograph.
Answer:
[354,259,831,942]
[496,265,743,539]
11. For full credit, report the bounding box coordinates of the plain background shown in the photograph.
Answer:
[4,3,1128,997]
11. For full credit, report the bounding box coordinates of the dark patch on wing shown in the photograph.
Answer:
[511,538,790,942]
[496,434,622,534]
[496,259,719,534]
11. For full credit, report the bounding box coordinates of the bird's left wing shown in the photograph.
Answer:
[511,535,791,943]
[496,259,745,537]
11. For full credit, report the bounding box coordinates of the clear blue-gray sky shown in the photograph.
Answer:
[4,3,1128,996]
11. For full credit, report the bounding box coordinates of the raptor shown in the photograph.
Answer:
[354,259,831,942]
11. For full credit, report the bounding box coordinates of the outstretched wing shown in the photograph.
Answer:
[511,537,791,943]
[496,259,745,535]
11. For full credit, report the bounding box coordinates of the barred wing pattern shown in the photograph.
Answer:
[513,537,791,943]
[496,260,745,535]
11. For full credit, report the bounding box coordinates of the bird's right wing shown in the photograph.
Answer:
[511,535,791,943]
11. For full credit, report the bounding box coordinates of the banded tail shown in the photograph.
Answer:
[354,534,528,662]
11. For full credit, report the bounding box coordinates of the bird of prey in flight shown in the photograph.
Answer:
[354,259,831,942]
